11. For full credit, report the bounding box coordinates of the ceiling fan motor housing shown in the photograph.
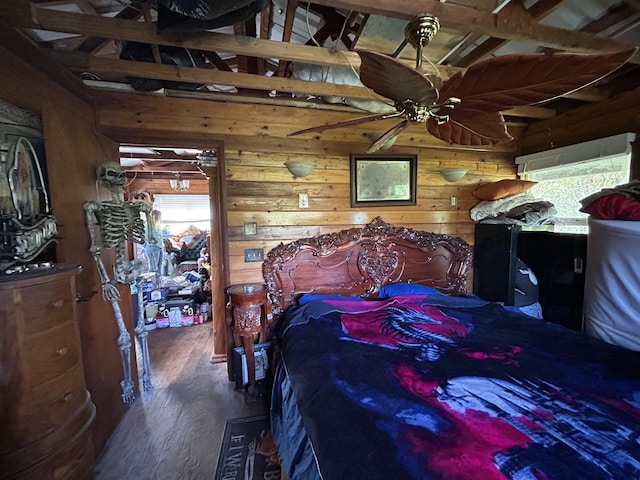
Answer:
[404,14,440,49]
[396,100,431,123]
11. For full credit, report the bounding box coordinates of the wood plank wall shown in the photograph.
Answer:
[0,29,136,458]
[94,91,520,290]
[224,137,517,286]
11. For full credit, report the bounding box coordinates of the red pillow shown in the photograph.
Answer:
[581,194,640,220]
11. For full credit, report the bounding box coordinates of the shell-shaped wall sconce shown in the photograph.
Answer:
[285,161,316,179]
[441,168,468,182]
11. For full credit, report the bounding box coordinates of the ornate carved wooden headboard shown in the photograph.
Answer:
[262,217,473,318]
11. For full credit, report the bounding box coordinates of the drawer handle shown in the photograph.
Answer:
[50,299,65,309]
[56,346,69,357]
[63,392,74,402]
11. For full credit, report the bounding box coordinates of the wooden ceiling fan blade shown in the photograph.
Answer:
[288,111,404,137]
[357,50,440,106]
[427,110,512,146]
[366,120,410,153]
[440,48,637,112]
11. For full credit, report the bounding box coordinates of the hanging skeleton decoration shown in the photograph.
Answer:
[83,161,154,405]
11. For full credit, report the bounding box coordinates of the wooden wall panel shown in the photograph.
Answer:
[223,142,514,286]
[96,91,519,154]
[41,105,136,456]
[95,91,518,290]
[0,33,134,459]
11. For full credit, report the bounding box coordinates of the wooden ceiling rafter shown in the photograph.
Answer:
[449,0,567,67]
[76,5,142,54]
[124,170,207,180]
[305,0,636,54]
[275,0,299,77]
[2,0,638,160]
[7,1,637,69]
[126,163,202,171]
[257,1,270,75]
[9,2,633,97]
[55,48,569,120]
[123,153,199,162]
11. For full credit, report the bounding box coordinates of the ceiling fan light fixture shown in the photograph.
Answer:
[169,175,190,191]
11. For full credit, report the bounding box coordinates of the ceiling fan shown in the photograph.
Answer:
[288,14,637,153]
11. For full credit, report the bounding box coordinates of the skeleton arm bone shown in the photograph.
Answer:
[83,201,121,302]
[141,203,155,245]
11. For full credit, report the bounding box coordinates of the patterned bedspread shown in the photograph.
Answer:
[271,294,640,480]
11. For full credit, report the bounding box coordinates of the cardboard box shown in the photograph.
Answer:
[144,288,166,303]
[233,342,271,389]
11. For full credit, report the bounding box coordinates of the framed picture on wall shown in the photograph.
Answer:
[350,154,417,207]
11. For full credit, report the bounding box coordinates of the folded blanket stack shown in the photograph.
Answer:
[470,179,558,226]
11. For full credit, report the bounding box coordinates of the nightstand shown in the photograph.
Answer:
[225,283,272,397]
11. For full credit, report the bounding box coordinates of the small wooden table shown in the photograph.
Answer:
[225,283,272,398]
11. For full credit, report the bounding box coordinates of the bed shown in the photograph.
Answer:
[262,218,640,480]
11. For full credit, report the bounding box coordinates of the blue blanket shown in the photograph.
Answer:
[271,294,640,480]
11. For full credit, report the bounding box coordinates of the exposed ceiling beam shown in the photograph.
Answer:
[52,48,561,119]
[3,2,366,68]
[452,0,566,67]
[276,0,298,77]
[76,6,142,54]
[51,49,388,100]
[3,1,637,74]
[306,0,636,54]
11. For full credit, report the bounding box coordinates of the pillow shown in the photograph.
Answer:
[580,194,640,220]
[297,293,365,305]
[472,179,537,201]
[377,283,442,299]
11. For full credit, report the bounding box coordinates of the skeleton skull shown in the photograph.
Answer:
[97,161,126,193]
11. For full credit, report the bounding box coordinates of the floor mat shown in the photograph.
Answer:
[214,415,282,480]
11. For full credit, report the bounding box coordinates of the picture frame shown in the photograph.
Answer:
[350,154,417,207]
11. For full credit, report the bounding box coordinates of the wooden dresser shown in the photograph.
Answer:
[0,264,96,479]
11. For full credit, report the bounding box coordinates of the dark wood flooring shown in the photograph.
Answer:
[94,323,268,479]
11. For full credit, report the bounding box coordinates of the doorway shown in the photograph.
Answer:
[119,141,228,362]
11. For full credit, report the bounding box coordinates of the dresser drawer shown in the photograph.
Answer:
[0,265,94,479]
[21,321,80,384]
[2,392,95,480]
[15,363,88,432]
[14,429,95,480]
[16,280,75,336]
[49,428,95,480]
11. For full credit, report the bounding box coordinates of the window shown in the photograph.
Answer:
[516,133,634,234]
[153,194,211,235]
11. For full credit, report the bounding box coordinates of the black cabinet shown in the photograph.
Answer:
[473,224,587,331]
[474,224,521,306]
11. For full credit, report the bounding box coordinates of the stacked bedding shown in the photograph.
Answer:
[469,179,558,226]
